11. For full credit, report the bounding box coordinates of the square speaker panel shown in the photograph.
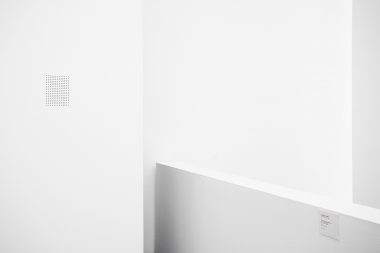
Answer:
[45,75,70,106]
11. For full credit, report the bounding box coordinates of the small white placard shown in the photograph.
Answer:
[319,210,340,240]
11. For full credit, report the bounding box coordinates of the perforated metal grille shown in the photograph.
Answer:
[45,75,70,106]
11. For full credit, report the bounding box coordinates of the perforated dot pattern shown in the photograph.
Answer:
[45,75,70,106]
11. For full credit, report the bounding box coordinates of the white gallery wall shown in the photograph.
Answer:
[156,164,380,253]
[0,1,142,253]
[144,0,352,251]
[353,0,380,210]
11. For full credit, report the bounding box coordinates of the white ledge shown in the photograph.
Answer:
[157,161,380,225]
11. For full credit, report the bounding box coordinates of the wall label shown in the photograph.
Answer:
[319,210,340,240]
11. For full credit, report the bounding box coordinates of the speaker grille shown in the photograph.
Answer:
[45,75,70,106]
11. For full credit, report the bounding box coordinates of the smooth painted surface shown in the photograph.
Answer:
[144,1,352,251]
[353,0,380,210]
[156,163,380,253]
[158,161,380,225]
[0,1,142,253]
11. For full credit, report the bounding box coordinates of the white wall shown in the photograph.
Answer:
[353,0,380,210]
[144,0,352,251]
[156,163,380,253]
[0,1,142,253]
